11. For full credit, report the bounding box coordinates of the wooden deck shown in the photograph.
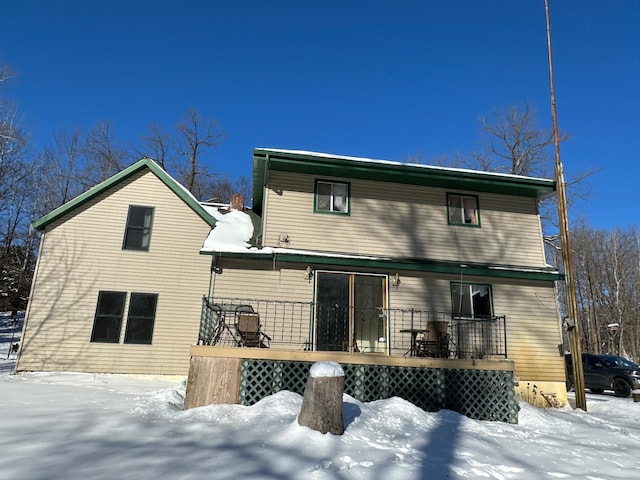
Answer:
[185,345,518,423]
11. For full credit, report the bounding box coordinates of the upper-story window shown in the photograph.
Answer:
[451,282,493,319]
[123,206,154,250]
[315,180,350,214]
[447,193,480,226]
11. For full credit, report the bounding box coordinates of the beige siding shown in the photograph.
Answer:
[211,261,565,384]
[17,170,213,375]
[389,273,564,381]
[263,171,547,267]
[212,259,315,302]
[492,280,565,382]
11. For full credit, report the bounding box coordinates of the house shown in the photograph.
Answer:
[16,158,216,375]
[17,149,568,422]
[189,149,567,418]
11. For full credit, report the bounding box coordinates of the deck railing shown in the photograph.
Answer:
[198,296,507,359]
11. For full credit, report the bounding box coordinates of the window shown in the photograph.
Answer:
[315,180,350,214]
[124,293,158,344]
[90,291,158,344]
[451,282,493,319]
[90,291,126,343]
[123,206,154,250]
[447,193,479,226]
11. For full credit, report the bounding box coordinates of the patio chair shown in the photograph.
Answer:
[235,307,271,348]
[416,321,450,358]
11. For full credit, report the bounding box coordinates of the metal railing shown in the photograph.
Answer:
[198,296,507,359]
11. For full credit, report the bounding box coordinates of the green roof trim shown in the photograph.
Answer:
[32,158,217,231]
[252,149,556,215]
[201,249,562,282]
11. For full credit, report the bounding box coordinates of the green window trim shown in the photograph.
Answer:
[450,281,494,320]
[314,179,351,215]
[447,193,480,227]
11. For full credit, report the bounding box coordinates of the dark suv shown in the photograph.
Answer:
[565,353,640,397]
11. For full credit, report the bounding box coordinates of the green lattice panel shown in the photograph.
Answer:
[239,360,519,423]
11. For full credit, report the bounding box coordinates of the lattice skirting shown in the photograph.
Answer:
[239,359,519,423]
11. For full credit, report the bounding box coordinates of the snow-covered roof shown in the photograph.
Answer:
[200,207,560,282]
[251,148,556,215]
[258,148,554,183]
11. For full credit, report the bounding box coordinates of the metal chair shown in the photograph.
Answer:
[235,306,271,348]
[416,321,450,358]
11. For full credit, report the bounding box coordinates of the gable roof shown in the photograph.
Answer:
[252,148,556,215]
[32,158,217,231]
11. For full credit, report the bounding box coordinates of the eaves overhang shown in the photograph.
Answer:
[201,249,562,282]
[252,148,556,215]
[32,158,217,231]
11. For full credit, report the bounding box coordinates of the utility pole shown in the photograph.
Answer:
[545,0,587,410]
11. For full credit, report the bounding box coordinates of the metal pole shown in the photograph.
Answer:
[545,0,587,410]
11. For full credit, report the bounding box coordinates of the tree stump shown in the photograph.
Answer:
[297,361,345,435]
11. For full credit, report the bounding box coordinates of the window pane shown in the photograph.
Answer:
[316,182,331,211]
[123,206,153,251]
[452,284,472,317]
[471,285,491,317]
[91,291,126,343]
[462,197,478,224]
[333,184,348,212]
[128,207,148,227]
[124,293,158,344]
[316,273,350,351]
[448,195,462,223]
[124,229,144,249]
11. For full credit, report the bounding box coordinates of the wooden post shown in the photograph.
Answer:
[545,0,586,410]
[298,361,345,435]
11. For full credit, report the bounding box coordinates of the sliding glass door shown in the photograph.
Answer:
[315,272,387,353]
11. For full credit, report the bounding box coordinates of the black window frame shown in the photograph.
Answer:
[446,193,480,227]
[123,292,158,345]
[314,180,351,215]
[90,291,127,343]
[122,205,154,251]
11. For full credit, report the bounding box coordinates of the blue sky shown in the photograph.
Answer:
[1,0,638,230]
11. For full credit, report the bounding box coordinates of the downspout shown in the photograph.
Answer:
[259,154,270,248]
[208,253,224,300]
[207,255,215,300]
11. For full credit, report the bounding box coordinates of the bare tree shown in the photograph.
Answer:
[82,121,130,184]
[174,108,225,199]
[137,123,174,170]
[136,109,227,201]
[470,104,558,176]
[0,61,37,311]
[417,103,595,236]
[572,224,640,360]
[36,129,90,215]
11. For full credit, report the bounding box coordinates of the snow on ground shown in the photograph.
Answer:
[2,314,640,479]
